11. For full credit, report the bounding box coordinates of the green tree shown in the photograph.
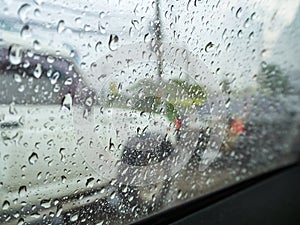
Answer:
[257,63,291,95]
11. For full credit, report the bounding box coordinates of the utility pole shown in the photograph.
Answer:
[154,0,162,76]
[154,0,163,99]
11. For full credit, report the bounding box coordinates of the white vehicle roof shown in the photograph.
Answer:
[0,30,80,64]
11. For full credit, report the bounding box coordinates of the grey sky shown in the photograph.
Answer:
[1,0,299,93]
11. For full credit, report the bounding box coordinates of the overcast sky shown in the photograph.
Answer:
[1,0,299,93]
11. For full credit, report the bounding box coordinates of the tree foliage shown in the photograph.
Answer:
[257,63,291,95]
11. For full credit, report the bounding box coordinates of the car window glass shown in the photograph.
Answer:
[0,0,299,224]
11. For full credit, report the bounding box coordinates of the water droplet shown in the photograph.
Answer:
[225,98,231,108]
[34,85,39,93]
[261,61,267,69]
[98,22,106,34]
[206,178,213,185]
[50,71,60,84]
[18,185,27,195]
[14,73,22,83]
[85,96,93,107]
[86,177,94,188]
[131,19,140,30]
[21,165,27,171]
[250,12,256,20]
[83,109,90,120]
[70,213,78,222]
[29,152,38,164]
[222,29,227,40]
[59,148,66,161]
[236,7,242,18]
[53,84,60,92]
[20,24,31,39]
[226,43,231,52]
[30,212,41,219]
[17,218,25,225]
[261,49,267,57]
[75,17,82,25]
[77,136,84,146]
[244,18,250,28]
[205,42,214,52]
[47,55,55,64]
[99,11,105,18]
[57,20,65,34]
[18,84,25,92]
[177,189,183,199]
[90,62,97,71]
[64,77,73,85]
[144,33,151,43]
[249,31,254,40]
[34,8,41,17]
[108,34,119,51]
[23,60,30,68]
[33,40,41,50]
[14,211,20,218]
[33,63,42,78]
[84,24,91,32]
[18,4,31,22]
[2,200,10,210]
[53,199,60,206]
[56,206,63,217]
[61,175,66,183]
[237,30,243,38]
[95,41,102,52]
[9,45,23,65]
[35,142,40,149]
[61,94,72,110]
[98,154,104,160]
[40,199,51,208]
[128,27,133,37]
[1,154,9,161]
[9,103,17,114]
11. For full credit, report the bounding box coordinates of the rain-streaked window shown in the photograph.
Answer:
[0,0,299,224]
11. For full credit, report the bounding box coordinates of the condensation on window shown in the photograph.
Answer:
[0,0,299,224]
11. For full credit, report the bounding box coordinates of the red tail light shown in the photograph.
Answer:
[173,117,181,130]
[229,118,244,135]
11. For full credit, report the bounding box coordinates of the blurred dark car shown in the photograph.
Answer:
[236,94,300,167]
[193,95,250,161]
[193,92,300,167]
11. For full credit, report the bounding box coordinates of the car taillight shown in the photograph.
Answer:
[229,118,244,135]
[173,117,181,130]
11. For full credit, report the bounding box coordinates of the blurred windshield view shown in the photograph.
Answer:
[0,0,299,224]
